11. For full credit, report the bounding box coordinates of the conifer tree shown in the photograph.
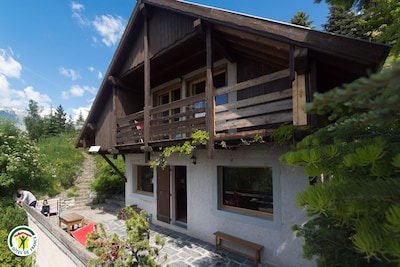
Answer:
[290,11,315,28]
[24,99,44,140]
[281,62,400,266]
[54,104,67,133]
[75,110,85,130]
[323,5,361,37]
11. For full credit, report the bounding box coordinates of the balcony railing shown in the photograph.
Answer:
[116,68,292,147]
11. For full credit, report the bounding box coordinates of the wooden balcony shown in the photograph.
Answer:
[116,69,293,148]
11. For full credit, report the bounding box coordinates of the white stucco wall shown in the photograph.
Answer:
[125,144,314,267]
[27,216,85,267]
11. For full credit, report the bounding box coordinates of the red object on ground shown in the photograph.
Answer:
[71,222,95,246]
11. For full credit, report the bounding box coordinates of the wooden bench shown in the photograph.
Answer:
[214,231,263,267]
[36,198,60,216]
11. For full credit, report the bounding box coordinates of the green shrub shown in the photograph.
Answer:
[0,205,27,232]
[87,208,166,266]
[66,191,76,198]
[92,155,125,197]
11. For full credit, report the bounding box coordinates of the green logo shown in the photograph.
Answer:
[8,226,38,256]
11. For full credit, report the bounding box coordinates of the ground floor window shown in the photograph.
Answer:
[136,165,154,195]
[219,166,273,216]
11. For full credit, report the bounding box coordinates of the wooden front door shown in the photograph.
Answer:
[157,166,171,223]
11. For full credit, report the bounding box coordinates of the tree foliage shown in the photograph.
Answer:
[314,0,371,10]
[358,0,400,56]
[24,100,44,141]
[318,0,400,56]
[323,5,361,37]
[0,194,32,266]
[281,62,400,266]
[150,130,209,169]
[290,11,315,28]
[24,100,74,140]
[87,207,166,267]
[0,119,47,198]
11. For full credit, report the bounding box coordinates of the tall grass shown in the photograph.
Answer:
[38,133,84,196]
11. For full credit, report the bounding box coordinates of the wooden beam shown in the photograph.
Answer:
[108,75,131,90]
[215,69,290,96]
[292,72,308,126]
[143,12,151,145]
[206,25,215,159]
[294,48,309,74]
[100,154,127,182]
[193,18,205,33]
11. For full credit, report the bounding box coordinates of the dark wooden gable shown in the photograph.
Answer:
[75,0,389,152]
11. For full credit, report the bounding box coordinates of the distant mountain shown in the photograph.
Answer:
[0,108,27,131]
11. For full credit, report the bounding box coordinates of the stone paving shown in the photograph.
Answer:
[55,203,253,267]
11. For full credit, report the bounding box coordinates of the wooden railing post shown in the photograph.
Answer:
[206,24,215,158]
[292,47,308,126]
[142,4,151,146]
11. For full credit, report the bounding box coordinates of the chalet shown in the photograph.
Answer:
[76,0,389,266]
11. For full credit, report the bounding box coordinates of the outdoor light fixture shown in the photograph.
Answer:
[88,146,101,154]
[190,155,196,165]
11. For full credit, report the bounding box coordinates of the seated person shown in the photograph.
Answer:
[41,199,50,217]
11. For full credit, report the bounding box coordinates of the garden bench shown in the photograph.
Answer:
[214,231,263,267]
[36,198,60,216]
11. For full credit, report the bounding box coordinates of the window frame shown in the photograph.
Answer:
[218,166,273,218]
[135,165,154,196]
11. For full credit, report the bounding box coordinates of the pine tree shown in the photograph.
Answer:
[43,107,58,137]
[281,62,400,266]
[323,5,362,37]
[75,110,85,130]
[87,207,166,266]
[358,0,400,56]
[314,0,371,10]
[24,99,44,140]
[290,11,315,28]
[54,104,67,134]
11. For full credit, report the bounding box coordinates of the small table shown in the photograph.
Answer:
[59,213,84,235]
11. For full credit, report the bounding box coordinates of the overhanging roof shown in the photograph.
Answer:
[75,0,390,148]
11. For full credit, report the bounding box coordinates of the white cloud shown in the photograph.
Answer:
[89,66,103,80]
[0,50,51,110]
[71,1,89,26]
[70,85,85,97]
[61,91,70,100]
[93,15,126,47]
[0,75,51,110]
[72,106,90,122]
[70,3,126,47]
[62,84,97,99]
[0,49,22,78]
[71,1,84,12]
[59,67,80,80]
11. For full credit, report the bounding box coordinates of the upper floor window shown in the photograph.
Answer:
[218,166,273,217]
[187,68,227,117]
[136,165,154,195]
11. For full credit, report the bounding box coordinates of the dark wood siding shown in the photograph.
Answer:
[148,8,195,57]
[121,26,145,74]
[95,98,116,152]
[236,56,290,100]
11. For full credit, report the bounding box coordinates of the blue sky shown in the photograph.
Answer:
[0,0,329,122]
